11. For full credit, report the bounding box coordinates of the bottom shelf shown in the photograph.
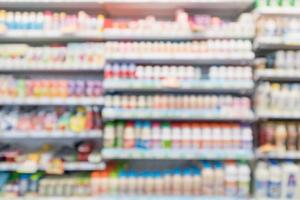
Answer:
[102,148,254,160]
[1,196,252,200]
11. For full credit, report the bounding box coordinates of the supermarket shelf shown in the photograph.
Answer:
[102,33,254,41]
[0,162,105,172]
[106,58,254,65]
[255,37,300,50]
[102,148,254,160]
[3,196,252,200]
[0,66,104,72]
[256,7,300,16]
[103,108,256,121]
[256,151,300,160]
[0,97,104,106]
[104,80,254,95]
[257,112,300,120]
[0,0,253,14]
[256,69,300,82]
[0,0,103,9]
[0,32,254,42]
[0,130,102,139]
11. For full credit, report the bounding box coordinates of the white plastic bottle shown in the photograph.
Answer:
[214,162,225,196]
[202,162,214,196]
[281,162,300,199]
[255,161,269,198]
[268,161,282,199]
[225,162,238,197]
[238,162,250,198]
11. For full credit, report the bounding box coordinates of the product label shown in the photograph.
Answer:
[268,180,281,198]
[286,174,297,199]
[255,180,268,197]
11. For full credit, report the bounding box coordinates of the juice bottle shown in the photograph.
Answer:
[123,122,135,149]
[141,121,151,149]
[224,161,238,197]
[103,122,115,148]
[171,123,182,149]
[214,161,225,196]
[275,124,287,152]
[238,161,250,198]
[151,122,161,149]
[192,168,202,196]
[255,161,269,198]
[161,122,172,148]
[268,161,282,199]
[281,162,299,199]
[202,162,214,196]
[287,123,297,151]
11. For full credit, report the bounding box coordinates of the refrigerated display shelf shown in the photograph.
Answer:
[106,58,254,66]
[256,151,300,160]
[255,37,300,50]
[103,80,254,94]
[0,130,102,139]
[0,0,254,12]
[0,66,104,72]
[0,162,105,172]
[257,112,300,120]
[102,148,254,160]
[0,97,104,106]
[256,69,300,81]
[256,7,300,16]
[2,197,252,200]
[103,108,256,121]
[0,32,254,42]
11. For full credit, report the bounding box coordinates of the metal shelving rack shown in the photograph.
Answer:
[0,0,271,199]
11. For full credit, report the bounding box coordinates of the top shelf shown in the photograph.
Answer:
[0,0,253,17]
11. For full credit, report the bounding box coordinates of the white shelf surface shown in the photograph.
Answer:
[0,97,104,106]
[255,37,300,50]
[0,66,104,72]
[256,69,300,81]
[2,196,252,200]
[0,162,105,172]
[102,148,254,160]
[0,0,253,12]
[256,7,300,16]
[256,151,300,159]
[0,130,102,139]
[257,111,300,120]
[0,31,254,42]
[103,108,256,121]
[103,79,254,93]
[106,57,254,65]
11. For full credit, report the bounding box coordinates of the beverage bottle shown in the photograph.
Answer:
[268,161,282,199]
[103,122,115,148]
[224,161,238,197]
[281,162,299,199]
[123,121,135,149]
[275,124,287,152]
[171,123,182,149]
[237,161,250,198]
[151,122,161,149]
[192,168,202,196]
[255,161,269,198]
[287,123,297,151]
[202,162,214,196]
[161,122,172,148]
[214,161,225,196]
